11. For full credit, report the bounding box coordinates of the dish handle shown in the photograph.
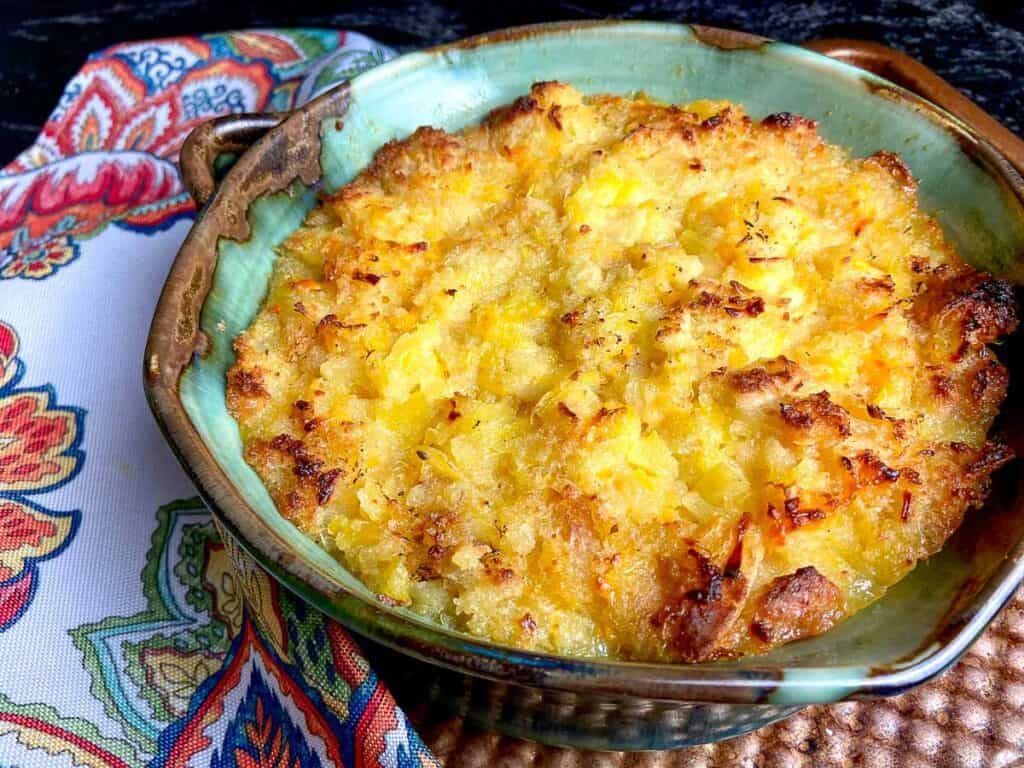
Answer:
[805,38,1024,175]
[179,113,287,207]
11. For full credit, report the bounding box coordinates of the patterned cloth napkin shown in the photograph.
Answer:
[0,28,440,768]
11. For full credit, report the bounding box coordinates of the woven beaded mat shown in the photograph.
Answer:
[400,590,1024,768]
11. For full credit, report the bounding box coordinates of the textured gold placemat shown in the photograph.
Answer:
[406,591,1024,768]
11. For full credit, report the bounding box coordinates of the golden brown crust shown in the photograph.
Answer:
[363,126,464,183]
[779,391,852,438]
[729,356,800,394]
[652,549,749,662]
[751,566,843,644]
[866,150,917,192]
[225,365,269,419]
[227,82,1016,662]
[964,439,1014,484]
[914,271,1018,357]
[760,112,819,132]
[843,450,902,486]
[228,367,266,398]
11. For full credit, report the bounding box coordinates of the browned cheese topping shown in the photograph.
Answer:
[228,83,1016,661]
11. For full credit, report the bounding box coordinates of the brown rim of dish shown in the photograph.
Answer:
[805,38,1024,175]
[147,21,1024,702]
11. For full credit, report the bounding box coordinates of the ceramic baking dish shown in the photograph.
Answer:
[145,22,1024,749]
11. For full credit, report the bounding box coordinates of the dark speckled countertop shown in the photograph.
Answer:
[1,0,1020,162]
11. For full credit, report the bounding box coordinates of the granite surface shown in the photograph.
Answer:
[0,0,1021,163]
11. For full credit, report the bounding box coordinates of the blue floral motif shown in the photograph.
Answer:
[181,85,248,120]
[50,82,83,123]
[209,669,326,768]
[115,46,196,91]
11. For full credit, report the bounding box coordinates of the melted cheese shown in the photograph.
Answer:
[228,83,1015,661]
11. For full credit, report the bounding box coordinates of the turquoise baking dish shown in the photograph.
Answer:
[145,22,1024,749]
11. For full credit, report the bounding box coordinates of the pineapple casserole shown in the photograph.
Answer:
[227,82,1017,661]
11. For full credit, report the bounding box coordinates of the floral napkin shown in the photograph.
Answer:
[0,28,440,768]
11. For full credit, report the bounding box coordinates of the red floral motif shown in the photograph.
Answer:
[0,39,278,282]
[157,618,347,768]
[0,155,181,231]
[0,152,186,279]
[0,392,78,491]
[0,322,18,388]
[0,321,83,631]
[0,705,132,768]
[0,234,77,280]
[55,59,148,156]
[229,32,307,66]
[8,54,273,173]
[235,698,304,768]
[0,500,70,584]
[0,29,377,283]
[0,502,56,555]
[0,569,34,631]
[0,55,275,278]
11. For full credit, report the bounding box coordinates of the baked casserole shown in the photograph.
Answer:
[227,82,1016,662]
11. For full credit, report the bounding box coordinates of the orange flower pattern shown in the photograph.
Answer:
[0,321,83,630]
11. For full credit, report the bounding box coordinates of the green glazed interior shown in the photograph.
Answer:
[179,22,1024,704]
